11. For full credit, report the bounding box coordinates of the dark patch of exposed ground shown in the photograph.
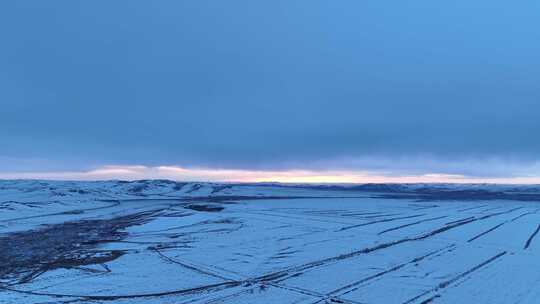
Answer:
[184,204,225,212]
[0,211,157,285]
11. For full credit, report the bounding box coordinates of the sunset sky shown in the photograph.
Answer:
[1,1,539,183]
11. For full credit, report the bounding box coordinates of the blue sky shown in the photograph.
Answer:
[1,1,539,182]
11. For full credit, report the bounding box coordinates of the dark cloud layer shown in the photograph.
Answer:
[1,1,539,175]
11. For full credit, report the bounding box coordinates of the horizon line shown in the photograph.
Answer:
[2,165,540,185]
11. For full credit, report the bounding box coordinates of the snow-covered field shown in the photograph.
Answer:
[2,180,540,303]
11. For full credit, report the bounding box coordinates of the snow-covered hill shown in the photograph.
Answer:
[2,179,540,201]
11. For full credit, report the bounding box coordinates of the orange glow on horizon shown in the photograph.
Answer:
[2,165,540,185]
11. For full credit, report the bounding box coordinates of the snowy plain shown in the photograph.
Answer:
[2,180,540,303]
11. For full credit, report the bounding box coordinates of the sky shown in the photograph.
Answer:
[1,1,540,183]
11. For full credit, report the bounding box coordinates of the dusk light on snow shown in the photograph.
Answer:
[2,1,540,303]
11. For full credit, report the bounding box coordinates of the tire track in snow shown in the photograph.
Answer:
[257,207,522,285]
[152,248,232,281]
[378,216,448,235]
[467,210,537,243]
[328,245,456,297]
[0,280,244,301]
[457,205,489,212]
[467,221,508,243]
[510,208,540,222]
[524,224,540,249]
[444,216,474,226]
[338,214,427,232]
[402,251,507,304]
